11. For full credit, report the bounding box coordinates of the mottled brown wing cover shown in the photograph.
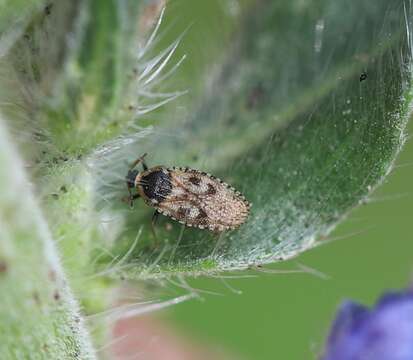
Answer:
[158,167,250,231]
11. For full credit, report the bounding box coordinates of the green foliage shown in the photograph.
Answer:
[0,0,46,56]
[100,0,413,279]
[0,118,96,359]
[0,0,147,357]
[0,0,412,356]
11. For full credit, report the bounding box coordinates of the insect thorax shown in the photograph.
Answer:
[139,169,172,203]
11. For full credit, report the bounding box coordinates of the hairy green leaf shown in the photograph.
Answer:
[2,0,412,285]
[0,117,96,359]
[95,0,413,279]
[0,0,48,57]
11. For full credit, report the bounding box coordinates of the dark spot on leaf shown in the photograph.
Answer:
[246,83,265,109]
[0,260,8,274]
[360,72,367,82]
[48,269,56,282]
[226,115,237,126]
[60,185,67,193]
[32,291,41,305]
[44,4,53,15]
[53,290,60,301]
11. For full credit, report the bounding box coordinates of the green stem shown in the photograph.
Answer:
[0,116,96,359]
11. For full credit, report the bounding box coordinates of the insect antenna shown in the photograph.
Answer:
[129,153,148,170]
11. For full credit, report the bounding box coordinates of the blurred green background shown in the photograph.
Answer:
[149,1,413,359]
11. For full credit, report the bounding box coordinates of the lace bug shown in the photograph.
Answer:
[125,154,251,233]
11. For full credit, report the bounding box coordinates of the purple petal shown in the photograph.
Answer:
[321,288,413,360]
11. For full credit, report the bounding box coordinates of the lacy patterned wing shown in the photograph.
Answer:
[156,168,250,231]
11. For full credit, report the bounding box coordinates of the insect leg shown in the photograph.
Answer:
[142,159,148,171]
[129,153,148,171]
[121,193,140,208]
[129,193,140,208]
[151,210,160,245]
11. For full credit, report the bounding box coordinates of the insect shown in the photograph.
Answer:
[125,153,251,234]
[360,71,367,82]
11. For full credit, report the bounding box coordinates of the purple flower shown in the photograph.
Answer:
[321,288,413,360]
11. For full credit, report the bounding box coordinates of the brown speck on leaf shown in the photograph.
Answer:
[360,71,368,82]
[246,83,265,109]
[0,260,8,274]
[48,269,56,282]
[44,3,53,15]
[53,290,60,301]
[32,291,41,305]
[129,72,137,80]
